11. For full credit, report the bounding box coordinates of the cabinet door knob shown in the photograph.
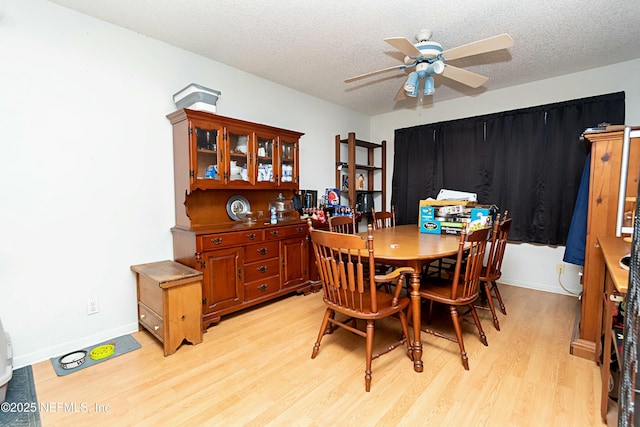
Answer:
[140,314,146,319]
[270,230,279,237]
[257,247,268,255]
[257,265,268,273]
[296,227,303,233]
[247,233,257,240]
[212,237,223,245]
[154,325,160,331]
[258,283,268,292]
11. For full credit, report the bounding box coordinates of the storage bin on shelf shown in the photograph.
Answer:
[173,83,221,114]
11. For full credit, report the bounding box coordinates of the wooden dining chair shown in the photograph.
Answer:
[328,214,357,234]
[417,225,491,370]
[309,224,414,391]
[478,213,512,330]
[371,207,395,230]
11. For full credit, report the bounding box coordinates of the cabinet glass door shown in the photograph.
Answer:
[279,139,297,186]
[227,128,252,183]
[256,134,276,185]
[193,123,222,185]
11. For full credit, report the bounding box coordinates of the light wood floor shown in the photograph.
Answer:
[33,284,607,426]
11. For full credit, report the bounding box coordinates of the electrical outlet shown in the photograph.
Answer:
[87,297,99,315]
[556,263,565,275]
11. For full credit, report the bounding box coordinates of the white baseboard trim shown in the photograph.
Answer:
[13,322,140,369]
[501,279,582,298]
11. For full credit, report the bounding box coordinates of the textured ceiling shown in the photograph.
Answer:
[48,0,640,116]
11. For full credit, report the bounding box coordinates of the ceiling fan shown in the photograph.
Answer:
[345,30,514,100]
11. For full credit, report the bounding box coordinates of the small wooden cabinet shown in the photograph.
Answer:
[166,109,314,329]
[131,260,203,356]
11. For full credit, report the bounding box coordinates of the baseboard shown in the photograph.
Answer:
[500,278,582,296]
[570,338,597,361]
[568,299,597,361]
[13,322,139,369]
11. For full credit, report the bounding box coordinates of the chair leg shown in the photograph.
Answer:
[483,281,500,331]
[427,300,434,324]
[398,310,414,361]
[449,306,469,370]
[492,281,507,315]
[365,320,374,392]
[468,304,488,347]
[311,308,332,359]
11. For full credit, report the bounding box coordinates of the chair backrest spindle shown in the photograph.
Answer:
[371,207,395,230]
[449,226,490,300]
[484,215,512,281]
[309,224,380,314]
[328,214,357,234]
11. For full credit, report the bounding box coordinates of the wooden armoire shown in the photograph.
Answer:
[571,126,640,361]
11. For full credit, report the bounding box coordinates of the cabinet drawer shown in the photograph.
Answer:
[244,257,280,283]
[138,302,164,341]
[244,276,280,301]
[138,274,162,315]
[199,229,264,250]
[244,241,279,263]
[265,224,308,241]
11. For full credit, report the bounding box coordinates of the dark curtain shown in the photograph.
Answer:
[391,91,625,244]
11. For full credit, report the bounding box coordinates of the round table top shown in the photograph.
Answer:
[358,224,464,263]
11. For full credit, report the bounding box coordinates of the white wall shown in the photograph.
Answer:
[371,58,640,299]
[0,0,369,368]
[2,0,637,368]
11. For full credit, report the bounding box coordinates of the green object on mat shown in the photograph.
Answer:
[50,334,140,377]
[0,365,41,426]
[89,344,115,360]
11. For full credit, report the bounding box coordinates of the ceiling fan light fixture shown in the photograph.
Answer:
[423,76,435,95]
[427,60,445,75]
[404,71,419,95]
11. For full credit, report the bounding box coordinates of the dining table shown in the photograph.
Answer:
[357,224,466,373]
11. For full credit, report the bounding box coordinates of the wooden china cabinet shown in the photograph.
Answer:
[166,108,313,330]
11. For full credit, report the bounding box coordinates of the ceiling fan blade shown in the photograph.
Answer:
[345,64,407,83]
[442,33,514,61]
[441,64,489,88]
[385,37,422,57]
[394,84,408,101]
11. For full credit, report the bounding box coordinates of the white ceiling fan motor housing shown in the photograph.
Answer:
[404,40,443,65]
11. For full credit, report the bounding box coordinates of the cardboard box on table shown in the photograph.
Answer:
[419,204,441,234]
[419,200,492,234]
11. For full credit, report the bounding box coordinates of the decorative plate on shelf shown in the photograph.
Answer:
[226,195,251,221]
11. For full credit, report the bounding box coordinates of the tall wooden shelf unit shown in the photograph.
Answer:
[335,133,386,215]
[572,126,640,361]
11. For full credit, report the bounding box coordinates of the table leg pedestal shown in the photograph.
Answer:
[410,271,423,372]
